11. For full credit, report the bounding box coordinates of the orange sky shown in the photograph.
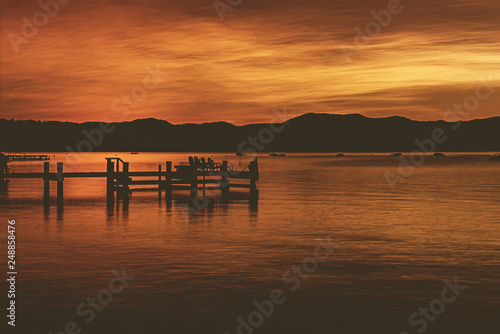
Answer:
[1,0,499,124]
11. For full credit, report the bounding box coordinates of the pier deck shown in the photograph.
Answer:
[0,157,259,210]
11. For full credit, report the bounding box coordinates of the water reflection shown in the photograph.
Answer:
[0,181,9,207]
[164,191,259,224]
[56,210,64,232]
[1,153,498,334]
[99,190,259,226]
[0,180,8,192]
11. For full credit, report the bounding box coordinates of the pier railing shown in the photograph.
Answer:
[1,158,259,210]
[6,154,50,162]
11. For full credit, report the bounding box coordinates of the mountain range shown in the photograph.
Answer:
[1,113,499,152]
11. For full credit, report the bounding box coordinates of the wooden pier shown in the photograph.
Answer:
[0,157,259,210]
[6,154,50,162]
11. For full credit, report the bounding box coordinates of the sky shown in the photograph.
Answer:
[1,0,499,124]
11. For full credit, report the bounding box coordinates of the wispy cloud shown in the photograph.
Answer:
[1,0,499,124]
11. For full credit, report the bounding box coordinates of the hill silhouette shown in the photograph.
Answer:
[0,113,499,152]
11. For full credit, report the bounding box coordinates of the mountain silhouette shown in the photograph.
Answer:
[0,113,498,152]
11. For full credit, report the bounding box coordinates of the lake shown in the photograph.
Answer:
[1,152,498,334]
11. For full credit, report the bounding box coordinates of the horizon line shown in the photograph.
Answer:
[1,112,499,127]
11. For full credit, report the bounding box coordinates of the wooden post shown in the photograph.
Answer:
[0,161,7,191]
[0,161,4,185]
[165,161,172,199]
[56,162,63,211]
[43,162,50,206]
[190,165,197,204]
[221,160,229,198]
[122,161,130,206]
[249,158,259,190]
[122,162,130,198]
[158,164,162,199]
[106,159,114,205]
[249,158,259,198]
[201,161,206,197]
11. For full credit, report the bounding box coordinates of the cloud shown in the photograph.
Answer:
[1,0,499,124]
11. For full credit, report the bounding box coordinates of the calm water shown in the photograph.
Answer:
[1,153,499,334]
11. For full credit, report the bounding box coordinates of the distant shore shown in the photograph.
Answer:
[1,113,499,153]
